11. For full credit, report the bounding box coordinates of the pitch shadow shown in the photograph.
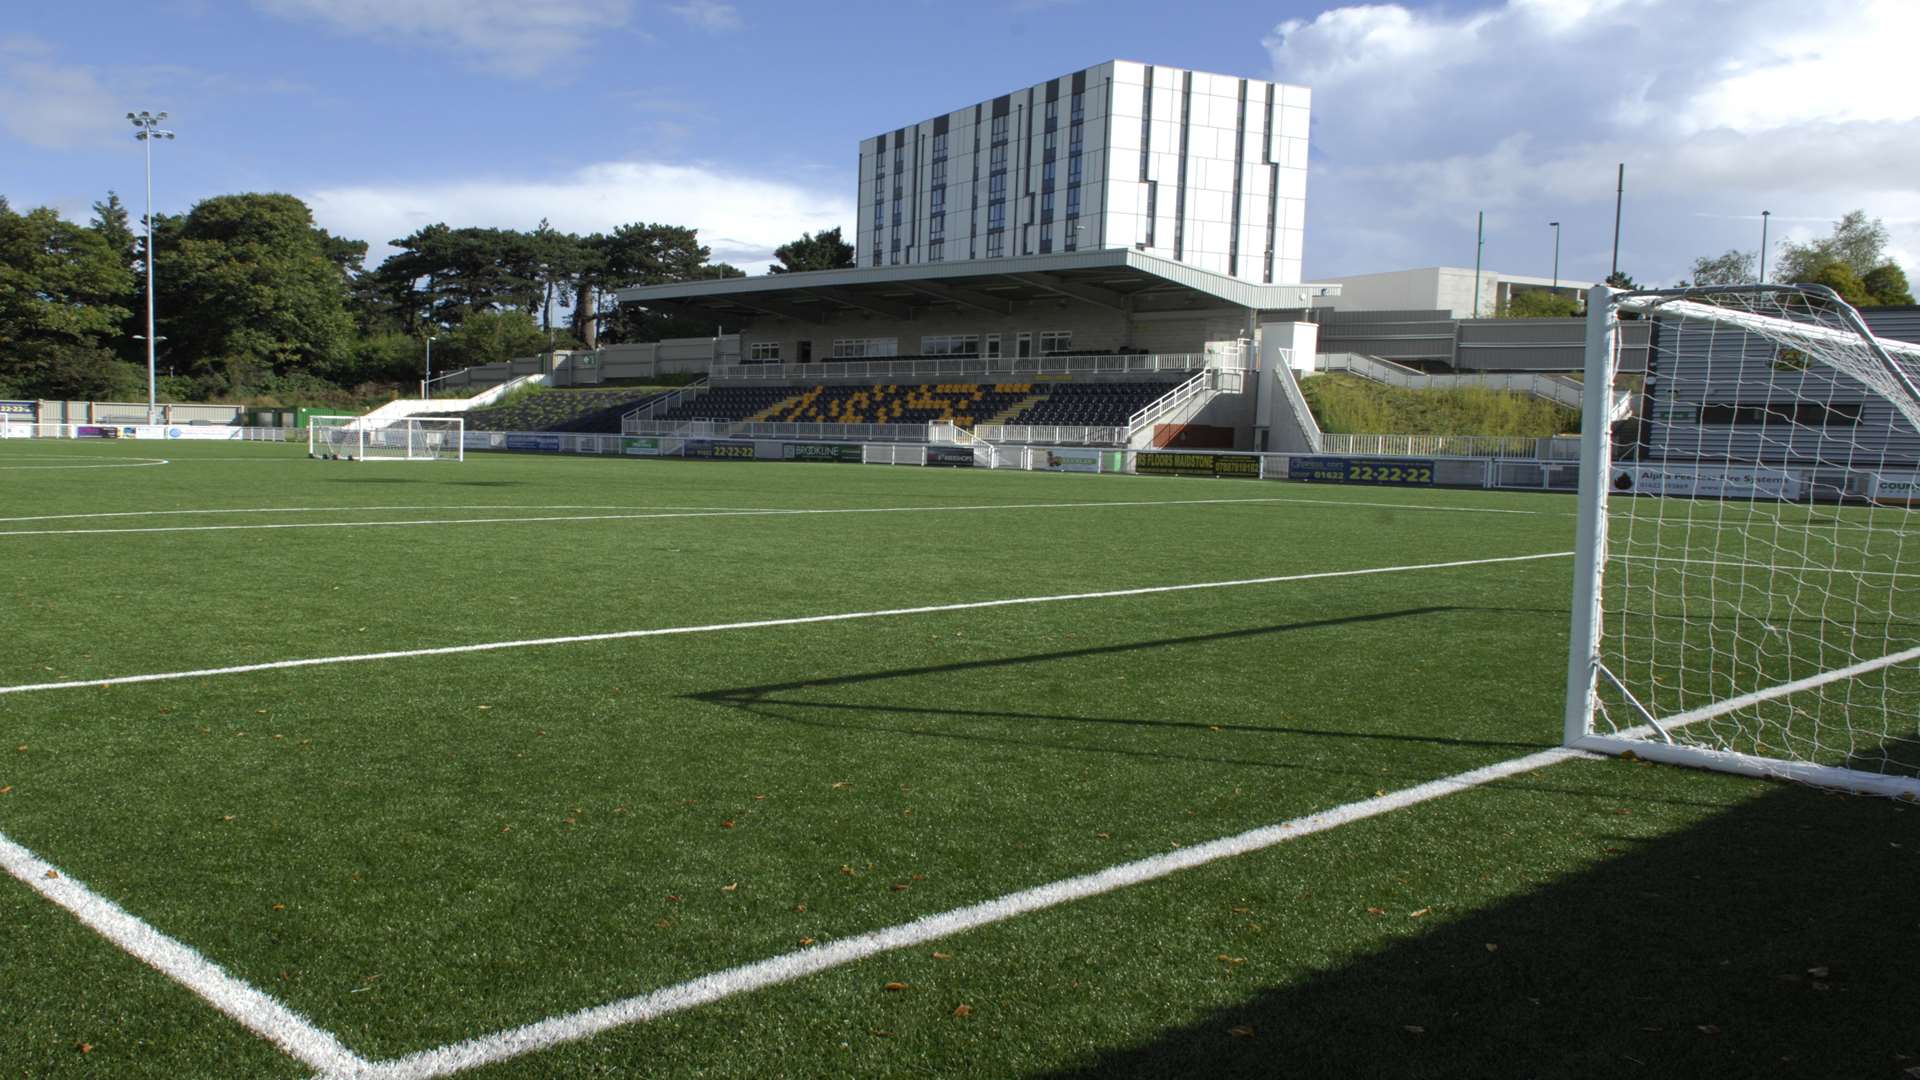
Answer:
[1034,778,1920,1080]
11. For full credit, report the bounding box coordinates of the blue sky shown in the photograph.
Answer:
[4,0,1916,285]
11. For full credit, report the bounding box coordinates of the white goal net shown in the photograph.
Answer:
[1567,284,1920,798]
[308,415,464,462]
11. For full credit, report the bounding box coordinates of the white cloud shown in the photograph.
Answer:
[665,0,740,31]
[0,51,126,149]
[1266,0,1920,285]
[251,0,634,76]
[304,160,854,273]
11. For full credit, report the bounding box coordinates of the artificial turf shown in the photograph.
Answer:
[0,438,1913,1078]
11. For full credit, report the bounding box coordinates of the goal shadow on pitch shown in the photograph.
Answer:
[1034,769,1920,1080]
[687,605,1557,761]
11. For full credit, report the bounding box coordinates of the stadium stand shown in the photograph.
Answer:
[1013,381,1180,426]
[650,381,1180,430]
[427,387,672,433]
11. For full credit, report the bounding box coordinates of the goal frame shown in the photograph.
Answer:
[1564,283,1920,799]
[308,415,464,462]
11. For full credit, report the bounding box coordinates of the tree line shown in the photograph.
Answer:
[0,189,853,405]
[1501,210,1913,319]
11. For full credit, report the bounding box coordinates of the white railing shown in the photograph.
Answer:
[709,352,1232,383]
[620,379,709,428]
[1,420,289,442]
[1125,367,1248,441]
[972,423,1127,446]
[1317,432,1581,461]
[1273,366,1326,454]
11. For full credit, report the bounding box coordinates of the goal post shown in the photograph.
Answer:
[308,415,464,462]
[1566,283,1920,799]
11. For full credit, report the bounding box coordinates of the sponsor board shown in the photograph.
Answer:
[0,400,34,417]
[1291,456,1435,486]
[684,439,757,460]
[462,431,497,450]
[1611,464,1803,500]
[164,426,243,441]
[926,445,977,467]
[1870,472,1920,504]
[1135,451,1259,478]
[74,426,119,439]
[782,442,863,463]
[505,434,562,452]
[622,437,664,457]
[1039,449,1102,474]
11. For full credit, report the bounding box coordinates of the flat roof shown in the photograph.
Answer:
[615,248,1338,323]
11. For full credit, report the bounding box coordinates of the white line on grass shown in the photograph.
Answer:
[0,550,1571,697]
[0,504,782,524]
[0,457,169,470]
[0,494,1550,538]
[0,830,370,1074]
[334,745,1589,1079]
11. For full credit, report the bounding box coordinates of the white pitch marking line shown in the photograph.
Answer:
[0,504,783,524]
[0,494,1550,538]
[337,745,1589,1079]
[0,457,169,470]
[0,830,369,1074]
[0,550,1572,697]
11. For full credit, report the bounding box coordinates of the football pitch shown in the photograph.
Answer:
[2,439,1915,1079]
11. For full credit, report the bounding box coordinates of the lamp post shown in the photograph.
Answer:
[1548,221,1561,291]
[1759,210,1771,283]
[128,111,175,424]
[422,334,437,399]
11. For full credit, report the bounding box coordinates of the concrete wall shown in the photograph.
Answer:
[1317,267,1592,318]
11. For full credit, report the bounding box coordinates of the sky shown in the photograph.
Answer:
[3,0,1916,286]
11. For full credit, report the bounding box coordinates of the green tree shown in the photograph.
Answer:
[768,227,854,274]
[1684,249,1755,286]
[0,202,138,397]
[443,309,548,369]
[1501,290,1581,318]
[1774,210,1893,283]
[155,193,356,392]
[1604,270,1638,290]
[585,223,742,343]
[1802,261,1871,306]
[1863,264,1915,306]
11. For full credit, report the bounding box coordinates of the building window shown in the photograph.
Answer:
[987,231,1005,258]
[1043,129,1057,153]
[987,203,1006,230]
[930,213,945,238]
[931,160,946,186]
[921,334,982,357]
[1038,331,1072,355]
[832,337,899,359]
[1068,156,1082,185]
[991,114,1009,141]
[1070,92,1084,125]
[748,342,781,362]
[928,241,944,262]
[932,131,947,159]
[931,188,945,213]
[984,334,1002,358]
[1069,124,1083,156]
[1064,214,1080,251]
[1040,190,1054,218]
[1045,99,1058,124]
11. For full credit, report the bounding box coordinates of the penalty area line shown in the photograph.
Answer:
[0,830,369,1074]
[0,551,1571,697]
[335,745,1589,1079]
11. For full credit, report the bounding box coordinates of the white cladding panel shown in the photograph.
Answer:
[852,61,1310,285]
